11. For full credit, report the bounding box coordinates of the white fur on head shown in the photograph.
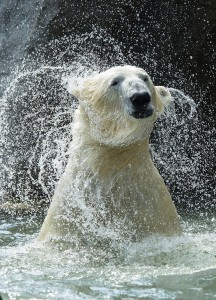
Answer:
[70,66,171,146]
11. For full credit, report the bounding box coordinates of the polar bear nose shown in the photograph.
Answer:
[130,92,151,107]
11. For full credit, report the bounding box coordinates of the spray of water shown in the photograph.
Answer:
[0,29,214,217]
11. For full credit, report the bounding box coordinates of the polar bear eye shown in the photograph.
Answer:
[110,76,124,87]
[111,79,119,86]
[139,74,148,82]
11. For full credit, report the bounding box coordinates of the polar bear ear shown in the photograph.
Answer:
[68,76,100,103]
[155,86,172,108]
[67,78,82,100]
[68,77,94,100]
[70,86,81,100]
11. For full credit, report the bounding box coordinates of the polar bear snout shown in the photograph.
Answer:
[130,92,154,119]
[130,92,151,106]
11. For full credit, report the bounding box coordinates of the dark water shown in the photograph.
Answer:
[0,214,216,300]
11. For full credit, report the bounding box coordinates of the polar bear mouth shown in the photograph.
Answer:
[131,105,154,119]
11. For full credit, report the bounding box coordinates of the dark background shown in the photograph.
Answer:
[0,0,215,213]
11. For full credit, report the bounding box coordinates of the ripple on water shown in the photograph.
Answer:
[0,215,216,299]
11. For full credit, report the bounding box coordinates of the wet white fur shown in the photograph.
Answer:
[39,66,181,243]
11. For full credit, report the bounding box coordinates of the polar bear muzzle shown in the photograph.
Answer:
[130,91,154,119]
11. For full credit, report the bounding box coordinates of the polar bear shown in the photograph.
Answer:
[38,65,181,244]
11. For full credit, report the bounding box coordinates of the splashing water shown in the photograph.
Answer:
[0,30,129,208]
[1,29,214,212]
[0,213,216,299]
[0,29,215,299]
[152,88,215,212]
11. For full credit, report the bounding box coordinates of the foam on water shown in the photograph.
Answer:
[0,214,216,299]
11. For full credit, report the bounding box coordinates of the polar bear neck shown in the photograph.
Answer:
[73,105,154,147]
[70,107,154,178]
[69,138,154,181]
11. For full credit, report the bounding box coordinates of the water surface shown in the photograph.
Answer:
[0,213,216,299]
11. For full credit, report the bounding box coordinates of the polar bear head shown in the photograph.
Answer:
[71,66,171,147]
